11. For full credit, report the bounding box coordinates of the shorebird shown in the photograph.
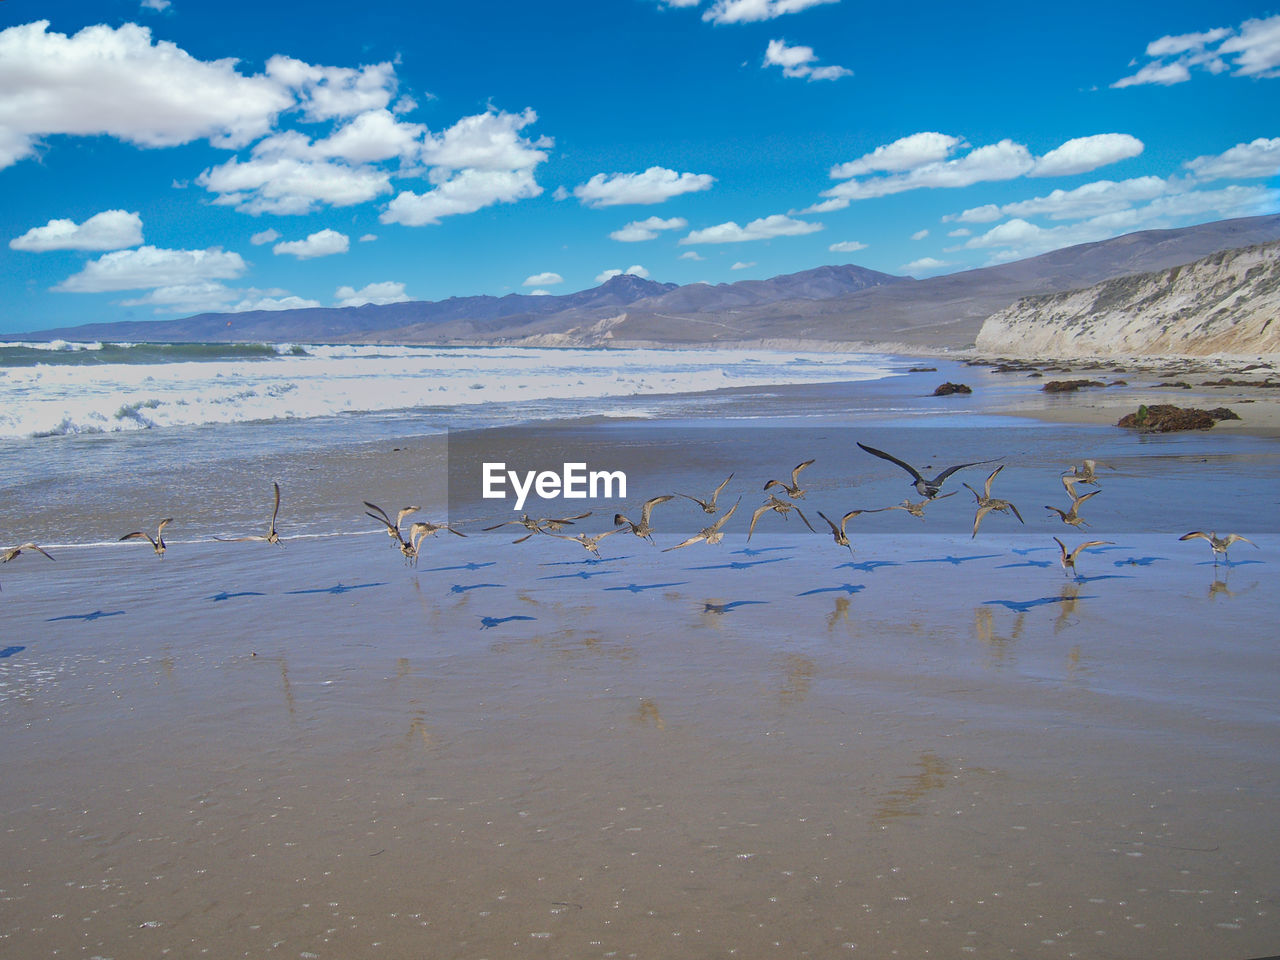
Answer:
[614,495,674,542]
[763,460,814,500]
[483,512,591,542]
[1054,537,1114,577]
[748,494,815,540]
[857,442,996,499]
[1179,531,1258,565]
[215,482,283,545]
[677,474,734,514]
[964,465,1024,538]
[1,542,54,591]
[816,509,879,555]
[550,528,621,559]
[120,518,173,557]
[408,519,466,543]
[363,502,420,544]
[1044,489,1099,528]
[664,497,740,551]
[883,491,957,519]
[1063,458,1111,486]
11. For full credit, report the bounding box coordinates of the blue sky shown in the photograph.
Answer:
[1,0,1278,335]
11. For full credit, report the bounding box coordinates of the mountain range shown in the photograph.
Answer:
[19,214,1280,351]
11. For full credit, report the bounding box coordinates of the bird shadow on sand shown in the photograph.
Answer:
[997,559,1056,569]
[46,609,125,622]
[449,583,504,594]
[1193,558,1265,568]
[701,600,768,615]
[731,545,791,557]
[835,559,899,573]
[604,581,690,594]
[1010,546,1055,556]
[686,556,792,571]
[538,555,628,568]
[908,553,1002,566]
[286,582,387,596]
[0,645,25,658]
[797,583,865,597]
[537,569,617,581]
[1112,555,1166,567]
[420,560,498,572]
[1067,573,1132,584]
[208,590,267,602]
[983,595,1097,614]
[480,614,536,630]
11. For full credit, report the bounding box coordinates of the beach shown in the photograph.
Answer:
[2,353,1278,958]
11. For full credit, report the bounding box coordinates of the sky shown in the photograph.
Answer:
[0,0,1278,335]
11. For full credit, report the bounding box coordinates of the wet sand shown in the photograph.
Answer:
[2,361,1278,959]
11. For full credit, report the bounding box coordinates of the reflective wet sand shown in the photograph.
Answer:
[2,523,1276,959]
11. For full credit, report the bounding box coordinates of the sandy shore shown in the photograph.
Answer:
[2,358,1278,958]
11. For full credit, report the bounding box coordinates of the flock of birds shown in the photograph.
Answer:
[2,442,1259,593]
[1,443,1260,591]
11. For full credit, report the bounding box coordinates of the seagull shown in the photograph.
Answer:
[121,518,174,557]
[1054,537,1114,577]
[676,474,734,514]
[883,491,957,519]
[215,482,283,545]
[763,460,814,500]
[816,509,879,555]
[963,465,1024,538]
[614,495,674,542]
[1044,489,1099,528]
[664,497,740,551]
[1179,531,1258,565]
[550,528,621,559]
[857,442,996,499]
[748,494,815,540]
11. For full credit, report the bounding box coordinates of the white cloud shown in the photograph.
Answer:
[11,209,143,251]
[312,108,425,163]
[820,139,1034,208]
[335,281,409,306]
[704,0,839,24]
[829,240,868,252]
[679,250,704,260]
[0,20,294,169]
[830,132,962,179]
[54,245,246,292]
[730,261,756,270]
[264,55,397,121]
[230,292,322,312]
[762,39,850,80]
[910,229,929,241]
[681,213,822,244]
[250,228,281,245]
[945,203,1002,224]
[1031,133,1144,177]
[659,0,702,6]
[900,257,950,275]
[1184,137,1280,181]
[573,167,715,207]
[595,265,650,283]
[419,107,549,172]
[610,216,689,242]
[358,233,378,242]
[524,272,564,286]
[947,228,971,237]
[140,0,171,11]
[272,228,350,259]
[120,282,236,312]
[382,167,541,226]
[1114,14,1280,87]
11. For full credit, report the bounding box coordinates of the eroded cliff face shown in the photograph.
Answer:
[975,242,1280,358]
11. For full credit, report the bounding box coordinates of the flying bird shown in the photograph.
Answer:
[664,498,741,551]
[963,465,1024,537]
[748,494,815,540]
[1054,537,1114,577]
[1044,489,1099,528]
[215,482,283,545]
[1178,531,1257,565]
[551,528,621,559]
[676,474,734,514]
[762,460,814,500]
[857,442,996,499]
[816,509,879,555]
[614,495,674,542]
[883,491,957,519]
[120,518,174,557]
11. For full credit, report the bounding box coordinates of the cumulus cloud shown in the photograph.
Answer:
[679,250,705,260]
[140,0,172,11]
[573,167,715,207]
[524,272,564,286]
[198,150,392,215]
[334,281,410,306]
[264,55,397,121]
[1113,14,1280,87]
[829,240,867,252]
[910,229,929,240]
[681,213,822,244]
[230,292,323,312]
[1031,133,1144,177]
[382,167,541,226]
[0,20,294,169]
[595,265,650,283]
[1184,137,1280,181]
[11,209,143,251]
[610,216,689,242]
[250,228,281,245]
[358,233,377,242]
[730,261,756,270]
[899,257,951,275]
[272,228,350,259]
[762,39,850,80]
[54,245,246,293]
[704,0,839,24]
[817,132,1145,210]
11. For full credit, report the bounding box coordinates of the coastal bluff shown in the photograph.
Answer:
[975,241,1280,358]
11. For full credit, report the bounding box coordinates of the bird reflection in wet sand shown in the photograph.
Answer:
[1055,582,1084,632]
[635,698,665,730]
[826,595,852,630]
[873,751,952,824]
[973,605,1024,658]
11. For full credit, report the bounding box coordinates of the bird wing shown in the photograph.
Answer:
[482,519,520,530]
[748,503,772,540]
[1053,537,1068,561]
[551,512,592,524]
[1071,489,1100,508]
[983,464,1003,498]
[711,473,734,503]
[791,459,815,486]
[972,504,993,538]
[396,506,422,526]
[931,458,998,484]
[792,505,816,533]
[1008,501,1024,524]
[1072,540,1114,559]
[817,511,839,535]
[962,481,981,503]
[158,518,173,536]
[663,533,703,552]
[640,495,673,524]
[1224,534,1257,547]
[676,492,710,510]
[1178,531,1211,542]
[856,442,923,482]
[269,482,281,526]
[710,498,740,533]
[120,531,147,543]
